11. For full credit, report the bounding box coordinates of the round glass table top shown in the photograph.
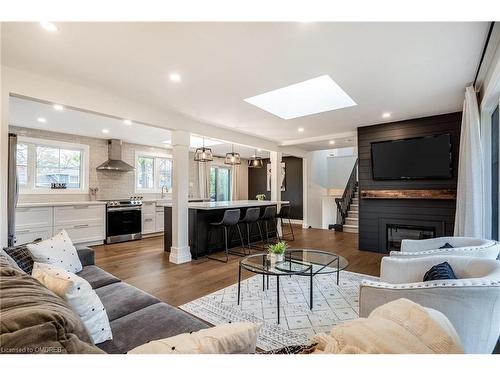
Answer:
[240,249,349,276]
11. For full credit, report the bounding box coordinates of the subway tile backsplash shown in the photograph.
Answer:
[11,126,201,203]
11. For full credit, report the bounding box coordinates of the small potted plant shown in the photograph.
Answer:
[267,241,288,264]
[256,194,266,201]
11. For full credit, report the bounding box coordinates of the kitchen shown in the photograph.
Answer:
[7,96,293,257]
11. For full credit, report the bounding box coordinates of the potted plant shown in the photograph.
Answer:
[256,194,266,201]
[267,241,288,264]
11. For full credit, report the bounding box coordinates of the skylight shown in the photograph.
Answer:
[244,75,356,120]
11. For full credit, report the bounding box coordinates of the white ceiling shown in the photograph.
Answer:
[8,96,269,159]
[2,22,488,150]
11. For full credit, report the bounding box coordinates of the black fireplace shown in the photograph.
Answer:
[386,224,436,251]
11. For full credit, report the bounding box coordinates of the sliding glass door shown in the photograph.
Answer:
[209,166,231,201]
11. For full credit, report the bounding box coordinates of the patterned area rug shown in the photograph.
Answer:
[180,270,379,350]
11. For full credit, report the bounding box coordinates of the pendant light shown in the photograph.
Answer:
[194,137,213,162]
[248,149,263,168]
[224,144,241,165]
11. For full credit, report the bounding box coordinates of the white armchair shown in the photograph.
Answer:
[359,255,500,353]
[390,237,500,259]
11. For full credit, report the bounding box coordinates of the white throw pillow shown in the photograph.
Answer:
[32,262,112,344]
[27,229,82,273]
[128,322,261,354]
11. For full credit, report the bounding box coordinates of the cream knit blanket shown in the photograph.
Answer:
[312,298,463,354]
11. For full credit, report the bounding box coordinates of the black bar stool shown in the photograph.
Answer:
[276,204,295,241]
[206,209,245,263]
[239,207,265,251]
[258,206,280,244]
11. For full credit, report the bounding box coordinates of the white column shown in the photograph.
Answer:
[0,49,9,247]
[169,130,192,264]
[270,151,283,237]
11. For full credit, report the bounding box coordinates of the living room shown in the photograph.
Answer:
[1,0,499,372]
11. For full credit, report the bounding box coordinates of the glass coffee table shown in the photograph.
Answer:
[237,249,349,324]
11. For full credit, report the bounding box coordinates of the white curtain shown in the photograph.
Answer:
[454,85,484,237]
[198,161,211,199]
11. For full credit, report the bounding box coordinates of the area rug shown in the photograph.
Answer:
[180,270,379,350]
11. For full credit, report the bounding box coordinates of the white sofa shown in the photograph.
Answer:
[390,237,500,259]
[359,255,500,353]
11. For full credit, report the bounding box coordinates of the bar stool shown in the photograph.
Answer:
[258,206,280,244]
[276,204,295,241]
[239,207,265,251]
[206,209,246,263]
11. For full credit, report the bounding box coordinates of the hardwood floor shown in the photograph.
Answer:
[92,226,384,307]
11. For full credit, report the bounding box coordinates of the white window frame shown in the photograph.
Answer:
[134,150,173,194]
[18,136,90,195]
[480,49,500,240]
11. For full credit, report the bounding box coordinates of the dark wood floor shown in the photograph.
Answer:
[92,226,384,307]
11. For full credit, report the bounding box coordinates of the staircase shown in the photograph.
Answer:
[331,159,359,234]
[343,189,359,234]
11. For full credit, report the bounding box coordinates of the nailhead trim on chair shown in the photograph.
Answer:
[390,243,497,257]
[360,279,500,289]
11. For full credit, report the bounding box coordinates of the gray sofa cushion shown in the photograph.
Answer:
[75,246,96,267]
[95,282,160,322]
[97,302,210,353]
[77,266,120,289]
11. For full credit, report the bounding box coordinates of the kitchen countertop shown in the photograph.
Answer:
[157,199,289,210]
[17,201,107,208]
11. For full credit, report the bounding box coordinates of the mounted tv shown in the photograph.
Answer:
[371,134,452,180]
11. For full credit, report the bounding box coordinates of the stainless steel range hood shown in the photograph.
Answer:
[96,139,135,172]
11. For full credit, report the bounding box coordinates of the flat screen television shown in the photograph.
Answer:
[371,134,452,180]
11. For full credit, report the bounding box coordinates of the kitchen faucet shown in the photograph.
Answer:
[161,185,168,199]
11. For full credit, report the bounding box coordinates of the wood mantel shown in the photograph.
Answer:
[360,189,457,200]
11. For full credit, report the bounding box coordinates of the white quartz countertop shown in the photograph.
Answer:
[157,200,289,210]
[17,201,107,208]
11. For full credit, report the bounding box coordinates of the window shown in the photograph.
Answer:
[492,104,499,241]
[210,166,231,201]
[135,152,172,193]
[16,137,89,194]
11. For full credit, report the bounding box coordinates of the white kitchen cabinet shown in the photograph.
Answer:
[15,203,106,246]
[142,214,156,234]
[54,224,105,244]
[155,210,164,233]
[16,206,53,230]
[142,201,156,215]
[15,226,53,245]
[54,205,105,227]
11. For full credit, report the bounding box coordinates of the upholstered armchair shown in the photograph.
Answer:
[390,237,500,259]
[359,255,500,353]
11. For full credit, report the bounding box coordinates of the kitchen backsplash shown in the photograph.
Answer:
[11,126,201,203]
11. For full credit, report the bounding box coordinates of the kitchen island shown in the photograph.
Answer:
[160,200,288,259]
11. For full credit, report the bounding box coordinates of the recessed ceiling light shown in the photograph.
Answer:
[298,128,305,132]
[53,104,64,111]
[169,73,181,82]
[40,22,58,32]
[123,119,132,125]
[382,112,391,118]
[161,140,171,144]
[244,75,356,120]
[329,140,336,145]
[37,117,47,123]
[257,148,262,152]
[102,129,109,134]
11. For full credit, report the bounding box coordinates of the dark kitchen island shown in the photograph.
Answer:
[161,200,288,259]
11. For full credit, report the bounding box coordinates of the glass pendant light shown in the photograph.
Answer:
[224,144,241,165]
[248,149,263,168]
[194,137,213,162]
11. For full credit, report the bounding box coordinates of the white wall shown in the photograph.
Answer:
[305,147,357,229]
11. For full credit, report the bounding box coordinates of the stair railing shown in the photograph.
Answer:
[333,159,358,231]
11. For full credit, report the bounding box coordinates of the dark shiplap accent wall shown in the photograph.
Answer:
[357,112,461,253]
[248,156,303,220]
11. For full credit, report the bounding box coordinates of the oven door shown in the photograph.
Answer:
[107,207,142,240]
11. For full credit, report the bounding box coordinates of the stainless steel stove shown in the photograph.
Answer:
[103,196,143,244]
